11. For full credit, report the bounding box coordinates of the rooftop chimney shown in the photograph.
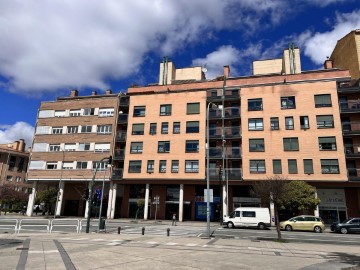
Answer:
[92,90,97,96]
[224,65,230,78]
[105,89,112,95]
[70,89,78,97]
[324,59,333,69]
[18,139,25,152]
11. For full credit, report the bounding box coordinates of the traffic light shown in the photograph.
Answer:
[84,189,89,200]
[108,156,112,165]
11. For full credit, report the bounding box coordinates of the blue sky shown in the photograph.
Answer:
[0,0,359,147]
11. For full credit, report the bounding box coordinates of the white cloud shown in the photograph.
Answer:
[0,122,34,148]
[192,46,242,79]
[303,9,360,65]
[0,0,296,94]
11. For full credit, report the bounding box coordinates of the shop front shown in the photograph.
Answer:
[317,189,347,224]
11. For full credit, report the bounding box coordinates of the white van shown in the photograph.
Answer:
[223,207,271,230]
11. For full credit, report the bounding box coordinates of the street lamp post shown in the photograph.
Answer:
[206,102,217,238]
[54,148,65,219]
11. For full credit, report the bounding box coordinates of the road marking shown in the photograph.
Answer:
[165,242,177,246]
[29,250,58,254]
[146,242,158,245]
[106,242,121,246]
[90,239,104,241]
[186,244,198,247]
[71,238,89,241]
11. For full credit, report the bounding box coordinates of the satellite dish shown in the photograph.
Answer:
[202,67,208,73]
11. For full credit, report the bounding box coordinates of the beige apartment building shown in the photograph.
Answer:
[27,37,360,224]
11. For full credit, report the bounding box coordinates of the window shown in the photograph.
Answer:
[130,142,143,153]
[317,115,334,128]
[158,141,170,153]
[16,176,21,182]
[281,96,296,109]
[315,94,332,107]
[242,211,256,218]
[159,160,166,173]
[187,103,200,114]
[250,160,266,173]
[173,122,180,134]
[83,108,94,116]
[300,116,310,129]
[147,160,154,173]
[249,139,265,152]
[285,117,294,130]
[49,144,60,152]
[186,121,199,133]
[36,126,50,134]
[283,137,299,151]
[304,159,313,174]
[133,106,146,117]
[185,140,199,152]
[160,104,172,116]
[6,176,12,182]
[319,137,337,150]
[64,144,76,151]
[248,118,263,131]
[150,123,157,135]
[97,125,112,134]
[46,162,58,170]
[321,159,339,174]
[32,143,47,152]
[288,159,298,174]
[67,126,78,134]
[92,161,107,171]
[129,161,141,173]
[81,125,92,133]
[132,124,144,135]
[273,159,282,174]
[38,110,53,118]
[248,98,263,111]
[28,160,45,170]
[185,160,199,173]
[69,109,81,117]
[271,117,279,130]
[94,143,110,152]
[98,108,114,117]
[54,110,66,117]
[8,156,16,171]
[79,143,90,151]
[171,160,179,173]
[18,157,25,172]
[52,127,63,134]
[161,122,169,134]
[76,161,88,169]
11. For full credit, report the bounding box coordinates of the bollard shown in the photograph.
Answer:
[118,226,121,234]
[142,227,145,235]
[167,228,170,237]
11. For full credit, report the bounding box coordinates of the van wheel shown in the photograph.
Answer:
[285,225,292,231]
[340,228,348,234]
[228,222,234,229]
[314,226,322,233]
[258,223,266,230]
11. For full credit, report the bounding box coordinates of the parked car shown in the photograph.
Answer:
[280,215,325,233]
[223,207,271,229]
[331,218,360,234]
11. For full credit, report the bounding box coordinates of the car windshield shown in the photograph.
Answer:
[341,219,351,223]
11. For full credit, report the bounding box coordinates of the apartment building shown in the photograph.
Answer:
[27,38,360,224]
[0,139,30,193]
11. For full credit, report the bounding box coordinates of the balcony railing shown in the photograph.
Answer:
[207,90,240,101]
[115,132,127,141]
[347,168,360,181]
[118,114,128,124]
[119,98,129,106]
[209,126,241,139]
[337,80,360,93]
[339,101,360,113]
[112,168,123,180]
[342,122,360,135]
[208,147,242,158]
[208,168,242,180]
[209,107,240,119]
[114,149,125,160]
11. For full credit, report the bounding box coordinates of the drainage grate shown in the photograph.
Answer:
[16,248,29,250]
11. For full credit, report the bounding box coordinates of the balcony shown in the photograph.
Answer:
[207,89,240,102]
[209,126,241,139]
[209,107,240,120]
[208,147,242,159]
[342,122,360,136]
[337,80,360,94]
[339,100,360,114]
[208,168,242,180]
[118,114,128,124]
[112,168,123,180]
[114,149,125,160]
[119,97,129,106]
[347,168,360,181]
[115,132,127,141]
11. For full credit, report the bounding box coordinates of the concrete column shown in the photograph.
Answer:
[179,184,184,222]
[84,182,91,219]
[314,189,320,217]
[55,181,65,216]
[106,182,113,219]
[222,185,227,216]
[270,192,275,226]
[26,181,37,216]
[110,183,117,219]
[144,184,150,220]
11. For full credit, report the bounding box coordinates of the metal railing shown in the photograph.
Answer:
[344,144,360,156]
[50,219,80,233]
[209,107,240,119]
[18,219,51,233]
[115,132,127,141]
[209,126,241,139]
[118,114,128,123]
[208,147,242,158]
[348,168,360,180]
[342,122,360,133]
[112,168,123,180]
[339,101,360,113]
[0,219,18,232]
[114,149,125,159]
[208,168,242,180]
[207,90,240,101]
